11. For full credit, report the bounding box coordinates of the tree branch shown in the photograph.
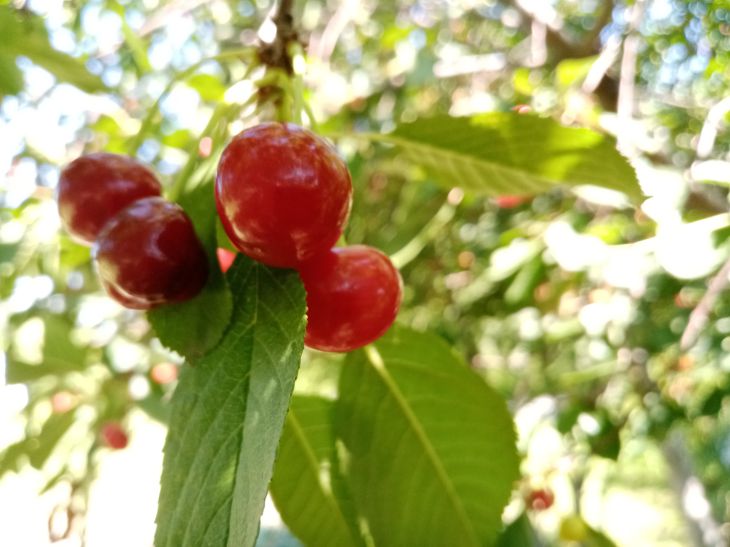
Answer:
[258,0,299,74]
[509,0,615,61]
[680,254,730,351]
[662,431,726,547]
[616,0,646,156]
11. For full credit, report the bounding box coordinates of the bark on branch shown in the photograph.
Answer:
[258,0,300,74]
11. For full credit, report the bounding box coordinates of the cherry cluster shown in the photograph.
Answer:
[57,153,208,309]
[215,122,402,352]
[57,123,401,352]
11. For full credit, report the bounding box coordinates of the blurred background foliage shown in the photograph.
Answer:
[1,0,730,545]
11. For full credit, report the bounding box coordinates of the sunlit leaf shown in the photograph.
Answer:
[0,6,106,93]
[271,396,364,547]
[187,73,227,102]
[336,327,520,547]
[6,316,87,384]
[154,256,306,547]
[363,113,640,197]
[0,52,22,95]
[28,412,76,469]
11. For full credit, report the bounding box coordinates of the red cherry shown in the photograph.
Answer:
[215,123,352,268]
[494,195,530,209]
[299,245,402,352]
[57,153,162,244]
[527,488,555,511]
[101,422,128,450]
[216,248,237,273]
[94,197,208,310]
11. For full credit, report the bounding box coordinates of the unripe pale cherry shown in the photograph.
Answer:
[57,153,162,244]
[215,123,352,268]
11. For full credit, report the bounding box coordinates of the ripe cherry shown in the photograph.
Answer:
[57,153,162,244]
[298,245,402,352]
[100,422,128,450]
[215,123,352,268]
[94,197,208,310]
[216,248,237,273]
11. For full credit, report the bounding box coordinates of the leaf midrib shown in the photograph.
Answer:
[363,345,481,547]
[367,133,631,190]
[286,408,357,547]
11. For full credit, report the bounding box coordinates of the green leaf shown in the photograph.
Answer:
[154,256,306,547]
[148,183,233,360]
[585,525,618,547]
[187,73,227,102]
[20,40,106,93]
[336,327,520,547]
[364,113,639,197]
[0,438,32,476]
[496,513,543,547]
[6,316,87,384]
[27,412,76,469]
[271,396,364,547]
[161,129,194,149]
[1,412,77,476]
[556,56,598,88]
[0,52,22,95]
[0,6,106,93]
[107,1,152,73]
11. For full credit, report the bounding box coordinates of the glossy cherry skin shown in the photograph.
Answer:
[57,153,162,244]
[299,245,403,352]
[101,422,128,450]
[93,197,208,310]
[215,123,352,268]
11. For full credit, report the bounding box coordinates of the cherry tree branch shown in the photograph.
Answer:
[680,254,730,351]
[258,0,300,74]
[616,0,646,156]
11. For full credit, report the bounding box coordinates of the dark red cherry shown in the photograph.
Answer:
[215,123,352,268]
[101,422,128,450]
[298,245,402,352]
[94,197,208,309]
[57,153,162,244]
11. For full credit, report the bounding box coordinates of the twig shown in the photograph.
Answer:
[509,0,614,60]
[616,0,646,156]
[696,97,730,159]
[680,255,730,351]
[309,0,357,63]
[662,431,726,547]
[582,33,622,93]
[529,19,547,67]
